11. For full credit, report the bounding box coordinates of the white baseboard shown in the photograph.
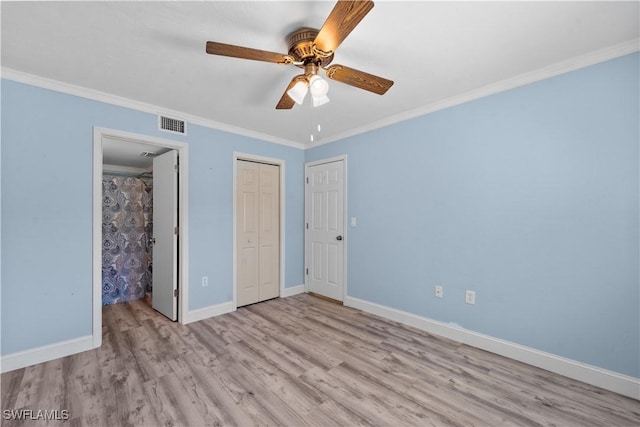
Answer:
[344,296,640,400]
[0,335,93,373]
[281,284,305,298]
[1,300,236,372]
[182,300,235,324]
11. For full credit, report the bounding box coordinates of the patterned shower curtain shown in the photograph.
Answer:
[102,175,153,305]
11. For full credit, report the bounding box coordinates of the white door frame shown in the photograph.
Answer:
[92,127,189,348]
[232,152,286,309]
[304,155,348,301]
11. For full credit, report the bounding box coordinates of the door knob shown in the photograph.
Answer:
[336,235,343,241]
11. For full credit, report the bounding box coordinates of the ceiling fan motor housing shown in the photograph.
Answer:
[286,28,334,67]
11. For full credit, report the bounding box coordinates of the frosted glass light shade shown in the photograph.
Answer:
[287,81,308,105]
[309,75,329,97]
[309,75,329,107]
[312,95,330,107]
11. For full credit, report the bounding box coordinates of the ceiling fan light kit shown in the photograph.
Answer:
[309,75,329,97]
[205,0,393,110]
[287,80,309,105]
[284,66,331,106]
[310,75,330,106]
[312,93,330,108]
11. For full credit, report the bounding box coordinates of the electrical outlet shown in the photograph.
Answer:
[465,290,476,305]
[202,276,209,287]
[435,285,443,298]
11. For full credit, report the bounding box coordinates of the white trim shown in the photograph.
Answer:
[182,301,235,324]
[92,129,102,348]
[281,284,305,298]
[304,155,348,301]
[344,296,640,400]
[309,38,640,147]
[1,67,305,150]
[232,152,287,310]
[93,127,190,346]
[0,335,93,373]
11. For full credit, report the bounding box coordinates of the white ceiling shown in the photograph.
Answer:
[2,1,639,147]
[103,137,171,170]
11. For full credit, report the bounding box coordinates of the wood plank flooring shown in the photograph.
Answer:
[2,294,639,426]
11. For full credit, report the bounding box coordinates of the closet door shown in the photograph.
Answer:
[237,161,260,306]
[258,163,280,301]
[237,160,280,307]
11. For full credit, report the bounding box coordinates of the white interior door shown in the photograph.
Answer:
[237,160,260,306]
[237,160,280,307]
[306,159,345,301]
[258,163,280,302]
[152,150,178,320]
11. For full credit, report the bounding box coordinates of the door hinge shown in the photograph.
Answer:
[306,268,309,275]
[306,222,309,230]
[306,177,309,184]
[174,226,179,235]
[174,289,178,298]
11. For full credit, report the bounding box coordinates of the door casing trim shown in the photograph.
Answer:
[304,155,348,301]
[232,152,286,309]
[92,127,189,348]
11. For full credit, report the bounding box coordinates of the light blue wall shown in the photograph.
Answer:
[2,53,638,379]
[1,80,304,355]
[306,53,639,378]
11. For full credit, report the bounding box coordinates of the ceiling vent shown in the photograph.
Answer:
[158,115,187,135]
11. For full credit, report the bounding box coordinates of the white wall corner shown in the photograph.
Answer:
[344,296,640,400]
[0,335,94,374]
[182,301,235,325]
[281,284,305,298]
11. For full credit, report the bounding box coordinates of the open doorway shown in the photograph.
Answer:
[92,127,189,349]
[101,162,155,307]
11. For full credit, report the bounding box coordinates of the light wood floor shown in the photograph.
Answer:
[2,294,639,426]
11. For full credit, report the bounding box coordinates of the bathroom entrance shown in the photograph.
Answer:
[92,127,189,347]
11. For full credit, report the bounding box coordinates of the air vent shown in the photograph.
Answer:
[158,115,187,135]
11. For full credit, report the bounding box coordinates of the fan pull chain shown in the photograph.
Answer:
[310,123,321,143]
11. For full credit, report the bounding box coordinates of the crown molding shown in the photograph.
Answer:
[0,68,306,150]
[3,38,638,151]
[310,38,640,148]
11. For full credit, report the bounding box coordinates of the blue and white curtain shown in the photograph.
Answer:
[102,175,153,305]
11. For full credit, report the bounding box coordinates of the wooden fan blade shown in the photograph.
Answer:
[314,0,374,54]
[276,75,306,109]
[325,64,393,95]
[206,41,289,64]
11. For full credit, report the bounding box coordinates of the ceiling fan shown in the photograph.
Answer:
[205,0,394,109]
